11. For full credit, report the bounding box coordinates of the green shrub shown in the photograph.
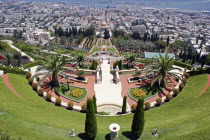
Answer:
[122,96,127,114]
[81,103,87,112]
[173,88,180,96]
[179,83,185,91]
[156,98,162,106]
[166,94,172,101]
[0,66,27,75]
[23,60,44,69]
[173,60,192,70]
[131,104,137,112]
[55,98,61,106]
[46,93,52,101]
[28,78,33,85]
[37,88,44,96]
[183,72,190,78]
[182,78,188,85]
[144,102,151,110]
[26,72,31,79]
[67,101,74,110]
[32,83,38,91]
[36,77,40,82]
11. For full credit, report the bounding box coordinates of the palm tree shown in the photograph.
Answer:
[76,54,84,67]
[33,55,66,87]
[147,54,182,87]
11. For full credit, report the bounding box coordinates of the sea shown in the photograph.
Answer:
[16,0,210,11]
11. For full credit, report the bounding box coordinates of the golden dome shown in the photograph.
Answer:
[101,21,108,27]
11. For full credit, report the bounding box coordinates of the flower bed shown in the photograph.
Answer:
[53,84,87,102]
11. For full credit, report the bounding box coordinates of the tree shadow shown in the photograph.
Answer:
[78,133,89,140]
[122,131,139,140]
[105,133,110,140]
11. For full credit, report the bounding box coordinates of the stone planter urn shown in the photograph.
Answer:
[109,123,120,140]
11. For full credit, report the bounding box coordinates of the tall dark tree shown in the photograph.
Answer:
[104,29,110,39]
[92,95,97,114]
[131,98,145,138]
[17,52,21,67]
[122,96,127,114]
[167,36,170,47]
[132,31,140,40]
[85,99,97,139]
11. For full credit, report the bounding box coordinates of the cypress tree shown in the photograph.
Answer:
[93,95,97,114]
[118,60,123,70]
[17,52,21,67]
[131,98,145,138]
[122,96,127,114]
[85,99,97,139]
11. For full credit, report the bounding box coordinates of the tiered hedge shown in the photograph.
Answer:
[23,60,44,69]
[173,60,192,70]
[0,66,27,75]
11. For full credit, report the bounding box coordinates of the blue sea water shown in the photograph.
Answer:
[16,0,210,10]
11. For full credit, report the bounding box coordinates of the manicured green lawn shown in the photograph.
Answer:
[54,84,87,102]
[0,74,209,139]
[106,47,117,53]
[91,47,101,53]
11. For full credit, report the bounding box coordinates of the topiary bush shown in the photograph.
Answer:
[156,98,162,106]
[166,94,172,101]
[179,83,185,91]
[36,77,40,82]
[55,98,61,106]
[67,101,74,110]
[46,93,52,101]
[183,72,190,79]
[182,78,188,85]
[32,83,38,91]
[131,104,137,112]
[37,88,44,96]
[26,72,31,79]
[144,102,151,110]
[28,78,33,85]
[81,103,87,112]
[173,88,180,96]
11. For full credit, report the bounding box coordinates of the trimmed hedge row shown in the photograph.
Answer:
[173,60,192,70]
[187,68,210,76]
[0,66,27,75]
[23,60,44,69]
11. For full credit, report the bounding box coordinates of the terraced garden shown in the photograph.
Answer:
[0,73,209,139]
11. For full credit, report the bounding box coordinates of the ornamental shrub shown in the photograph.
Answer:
[182,78,188,85]
[67,101,74,110]
[32,83,38,91]
[85,99,97,139]
[131,104,137,112]
[183,72,190,79]
[46,93,52,101]
[132,89,146,97]
[81,103,87,112]
[26,72,31,79]
[55,98,61,106]
[179,83,185,91]
[71,89,84,97]
[36,77,40,82]
[122,96,127,114]
[156,98,162,106]
[92,95,97,114]
[131,98,145,138]
[166,94,172,101]
[37,88,44,96]
[28,78,33,85]
[144,102,151,110]
[173,88,180,96]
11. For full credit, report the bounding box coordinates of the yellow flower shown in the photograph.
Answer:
[132,89,146,97]
[71,89,84,97]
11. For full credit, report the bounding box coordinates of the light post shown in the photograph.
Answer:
[70,128,75,137]
[152,127,158,137]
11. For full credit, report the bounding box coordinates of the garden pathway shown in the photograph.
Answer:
[198,74,210,96]
[2,74,24,99]
[94,59,123,107]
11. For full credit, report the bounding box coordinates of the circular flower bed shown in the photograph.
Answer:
[70,89,84,97]
[132,89,146,97]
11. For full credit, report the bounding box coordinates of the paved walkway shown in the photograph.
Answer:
[2,74,24,99]
[94,59,123,106]
[198,74,210,96]
[2,40,35,62]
